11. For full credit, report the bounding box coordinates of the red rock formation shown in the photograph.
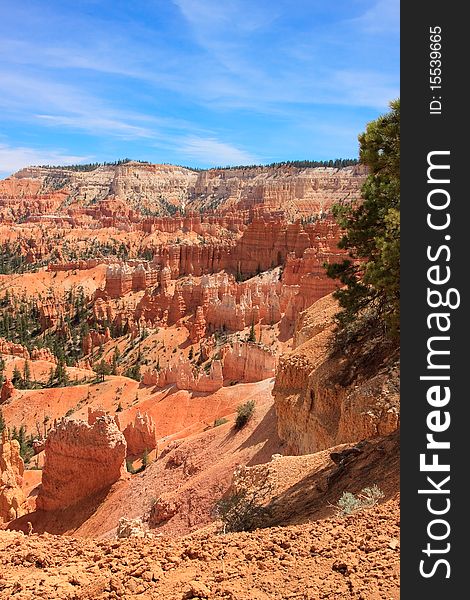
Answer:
[32,438,46,455]
[38,299,66,331]
[143,341,275,389]
[222,341,277,383]
[189,306,206,343]
[123,412,157,456]
[0,432,26,523]
[81,328,111,355]
[1,163,365,225]
[0,379,14,404]
[30,347,57,363]
[190,165,365,219]
[0,338,30,359]
[36,416,127,511]
[149,497,179,526]
[143,357,224,393]
[105,264,133,298]
[87,407,120,428]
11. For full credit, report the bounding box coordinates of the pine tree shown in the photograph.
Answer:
[54,359,69,386]
[325,99,400,338]
[248,321,256,343]
[12,365,22,387]
[23,360,32,387]
[96,359,109,383]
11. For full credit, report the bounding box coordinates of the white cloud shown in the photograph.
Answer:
[36,114,155,140]
[354,0,400,34]
[329,70,399,110]
[179,136,258,166]
[173,0,273,36]
[0,71,191,141]
[0,143,89,177]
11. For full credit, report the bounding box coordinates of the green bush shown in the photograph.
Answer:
[235,400,255,430]
[213,418,228,428]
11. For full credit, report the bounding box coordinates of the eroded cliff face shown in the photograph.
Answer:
[0,433,26,523]
[0,163,365,222]
[273,294,399,455]
[36,416,127,511]
[189,165,366,219]
[0,163,198,220]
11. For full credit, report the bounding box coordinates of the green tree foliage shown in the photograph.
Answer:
[124,362,141,382]
[53,359,69,387]
[0,356,5,387]
[212,158,359,171]
[111,347,121,375]
[10,424,35,463]
[214,469,273,532]
[35,158,146,171]
[12,365,22,387]
[235,400,255,430]
[325,99,400,337]
[23,360,31,387]
[95,359,110,383]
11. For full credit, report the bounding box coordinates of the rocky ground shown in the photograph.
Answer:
[0,496,399,600]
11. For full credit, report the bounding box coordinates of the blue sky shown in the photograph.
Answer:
[0,0,399,176]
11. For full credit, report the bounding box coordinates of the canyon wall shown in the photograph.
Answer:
[273,294,399,455]
[1,163,365,223]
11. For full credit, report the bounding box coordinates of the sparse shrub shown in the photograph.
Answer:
[214,472,273,533]
[116,402,123,412]
[213,418,228,428]
[360,485,385,506]
[336,491,361,515]
[336,485,385,516]
[235,400,255,430]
